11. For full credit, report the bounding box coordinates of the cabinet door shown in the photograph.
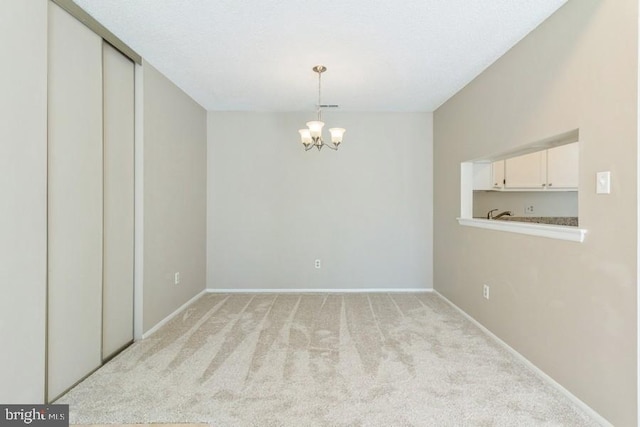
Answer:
[492,160,505,189]
[473,162,492,190]
[547,143,578,189]
[48,2,103,401]
[505,151,545,188]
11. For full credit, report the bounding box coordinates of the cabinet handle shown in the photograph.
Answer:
[542,183,546,187]
[548,183,553,187]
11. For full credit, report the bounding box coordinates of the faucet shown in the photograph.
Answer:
[487,209,513,219]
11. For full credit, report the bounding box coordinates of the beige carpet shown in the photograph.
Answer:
[58,293,599,426]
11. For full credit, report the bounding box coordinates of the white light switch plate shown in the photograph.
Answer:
[596,171,611,194]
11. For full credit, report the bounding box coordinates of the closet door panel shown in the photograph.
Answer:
[102,42,135,359]
[47,2,103,400]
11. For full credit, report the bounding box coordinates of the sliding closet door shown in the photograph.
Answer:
[102,42,135,360]
[47,3,103,400]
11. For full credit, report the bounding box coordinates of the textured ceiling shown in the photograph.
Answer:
[73,0,567,112]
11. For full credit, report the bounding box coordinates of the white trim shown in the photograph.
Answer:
[460,162,473,218]
[133,63,144,341]
[636,0,640,420]
[206,288,433,294]
[478,188,578,193]
[457,217,586,243]
[434,291,611,427]
[141,289,207,339]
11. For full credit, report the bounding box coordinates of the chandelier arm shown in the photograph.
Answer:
[324,143,338,151]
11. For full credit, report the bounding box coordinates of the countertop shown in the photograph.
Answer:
[496,216,578,227]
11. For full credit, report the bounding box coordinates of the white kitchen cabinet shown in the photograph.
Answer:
[473,161,506,190]
[503,143,578,190]
[546,143,579,189]
[473,162,492,190]
[505,151,546,189]
[492,160,505,189]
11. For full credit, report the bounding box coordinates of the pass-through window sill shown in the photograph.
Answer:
[457,218,586,243]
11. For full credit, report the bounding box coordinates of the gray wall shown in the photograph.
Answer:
[0,0,47,403]
[434,0,637,425]
[207,112,433,291]
[143,63,207,332]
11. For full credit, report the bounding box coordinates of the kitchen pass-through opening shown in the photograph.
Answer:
[458,129,587,242]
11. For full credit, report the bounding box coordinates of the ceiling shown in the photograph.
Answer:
[73,0,567,112]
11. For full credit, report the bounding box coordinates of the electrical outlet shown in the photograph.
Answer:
[315,259,321,269]
[524,204,534,214]
[174,272,181,285]
[483,284,490,300]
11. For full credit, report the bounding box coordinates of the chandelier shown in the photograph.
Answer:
[298,65,345,151]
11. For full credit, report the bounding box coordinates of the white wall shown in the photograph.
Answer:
[0,0,48,403]
[143,62,207,332]
[207,112,433,291]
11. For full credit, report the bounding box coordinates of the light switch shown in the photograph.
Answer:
[596,171,611,194]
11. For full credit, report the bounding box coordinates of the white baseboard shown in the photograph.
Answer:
[433,290,611,427]
[206,288,433,294]
[141,289,207,339]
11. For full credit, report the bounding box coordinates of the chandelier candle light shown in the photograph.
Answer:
[299,65,345,151]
